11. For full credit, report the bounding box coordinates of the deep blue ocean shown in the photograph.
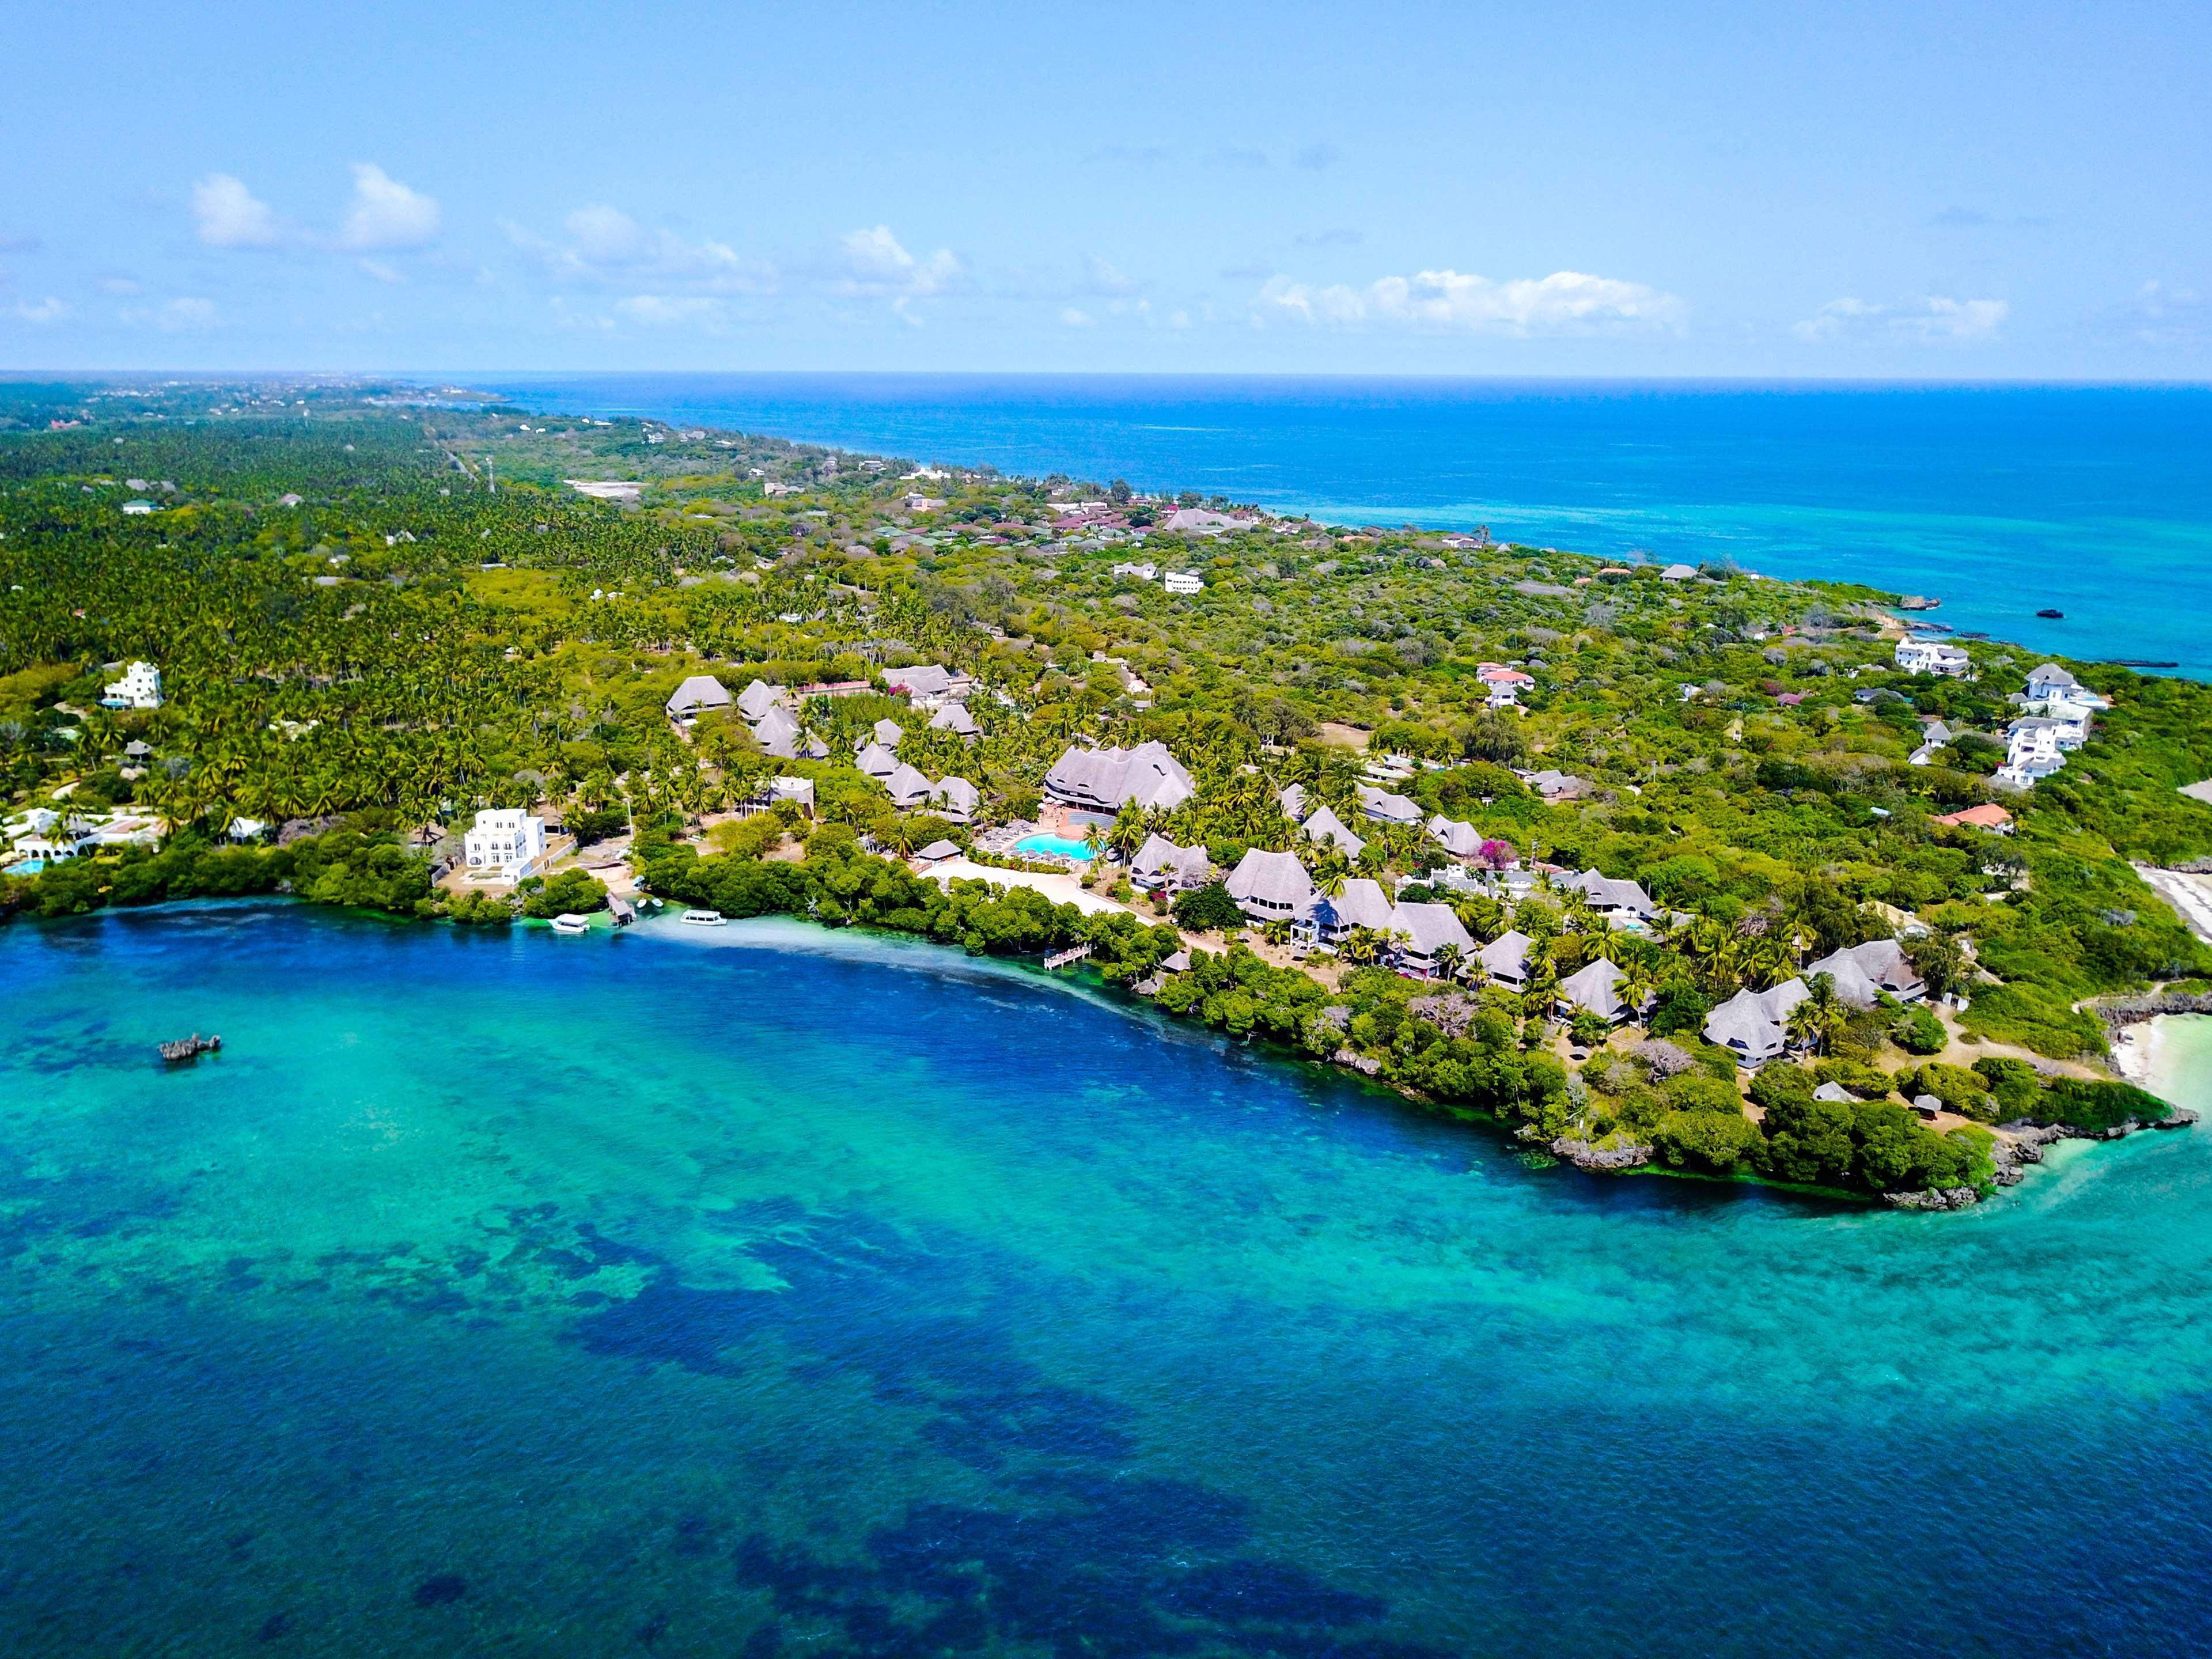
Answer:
[6,904,2212,1655]
[457,374,2212,679]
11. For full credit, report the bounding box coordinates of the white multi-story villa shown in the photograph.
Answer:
[1894,637,1971,677]
[464,808,546,879]
[101,661,163,709]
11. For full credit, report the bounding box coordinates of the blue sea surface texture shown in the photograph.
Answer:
[5,903,2212,1656]
[467,373,2212,679]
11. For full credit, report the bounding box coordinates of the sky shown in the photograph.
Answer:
[1,0,2207,378]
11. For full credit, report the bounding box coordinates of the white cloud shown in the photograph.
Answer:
[615,294,724,326]
[339,164,440,251]
[357,258,403,285]
[834,225,962,299]
[1084,255,1139,297]
[2122,280,2209,344]
[1060,306,1096,328]
[508,206,775,293]
[1252,268,1685,336]
[1793,295,2008,343]
[192,174,279,248]
[123,297,218,332]
[97,276,142,296]
[12,297,69,324]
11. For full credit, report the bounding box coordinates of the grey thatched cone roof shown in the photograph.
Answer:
[855,741,900,778]
[736,679,786,721]
[1391,902,1475,964]
[666,675,732,719]
[1043,741,1195,814]
[1703,978,1809,1064]
[1225,848,1313,918]
[883,763,934,809]
[1804,938,1925,1005]
[1427,815,1482,858]
[1301,804,1366,859]
[1478,929,1535,983]
[1556,957,1633,1020]
[1355,783,1421,825]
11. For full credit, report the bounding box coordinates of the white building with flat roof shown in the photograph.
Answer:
[102,661,162,709]
[464,808,546,880]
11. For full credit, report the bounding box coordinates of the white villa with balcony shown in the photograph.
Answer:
[464,808,547,880]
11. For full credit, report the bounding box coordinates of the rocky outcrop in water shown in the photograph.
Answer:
[1885,1186,1982,1211]
[1332,1048,1381,1077]
[1548,1137,1654,1172]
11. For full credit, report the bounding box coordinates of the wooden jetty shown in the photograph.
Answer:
[1042,943,1093,970]
[158,1033,221,1063]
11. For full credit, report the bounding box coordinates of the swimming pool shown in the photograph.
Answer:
[3,859,45,877]
[1011,834,1096,861]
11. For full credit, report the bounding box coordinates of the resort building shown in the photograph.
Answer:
[1278,783,1309,821]
[1042,741,1195,821]
[872,717,904,748]
[1111,561,1157,581]
[1895,637,1972,677]
[1476,929,1536,990]
[1555,957,1642,1025]
[2025,663,2107,708]
[883,664,972,707]
[1427,816,1483,861]
[1300,804,1367,860]
[464,808,546,880]
[855,741,900,779]
[1130,834,1212,893]
[1161,509,1257,536]
[1931,803,2014,835]
[1703,978,1810,1067]
[1559,868,1657,922]
[882,763,934,810]
[1521,769,1593,802]
[1392,903,1475,979]
[101,661,162,710]
[1660,563,1697,581]
[736,679,787,722]
[914,840,962,868]
[930,703,979,737]
[930,775,980,823]
[1355,783,1422,827]
[1225,848,1313,924]
[1310,878,1397,948]
[1996,721,2066,787]
[1162,571,1205,594]
[764,777,816,815]
[665,674,733,724]
[1802,938,1926,1006]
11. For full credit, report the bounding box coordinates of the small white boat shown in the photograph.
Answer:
[550,913,591,935]
[679,908,726,927]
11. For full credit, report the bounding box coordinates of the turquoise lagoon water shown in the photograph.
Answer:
[6,902,2212,1656]
[1010,833,1096,860]
[462,375,2212,679]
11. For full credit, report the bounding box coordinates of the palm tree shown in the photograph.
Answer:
[1434,941,1465,982]
[1785,971,1846,1054]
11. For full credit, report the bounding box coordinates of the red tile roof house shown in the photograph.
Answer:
[1931,803,2014,835]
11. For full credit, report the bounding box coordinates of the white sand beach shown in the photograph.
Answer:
[2135,862,2212,946]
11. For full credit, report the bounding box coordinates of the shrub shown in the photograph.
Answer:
[1970,1056,2044,1118]
[1173,881,1245,934]
[2018,1077,2172,1133]
[1892,1006,1948,1054]
[1898,1062,1996,1121]
[1748,1063,1817,1112]
[1652,1108,1761,1172]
